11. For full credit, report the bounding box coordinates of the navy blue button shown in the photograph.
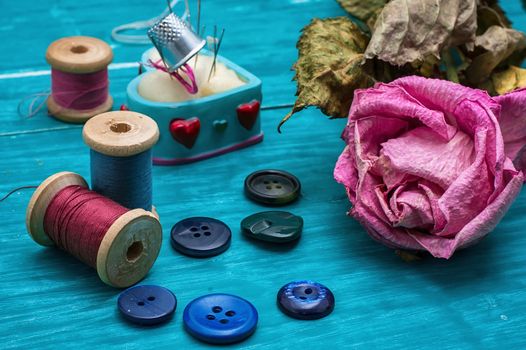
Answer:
[183,294,258,344]
[118,285,177,326]
[171,217,231,258]
[277,281,335,320]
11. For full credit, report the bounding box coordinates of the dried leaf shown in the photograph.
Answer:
[466,26,526,84]
[364,0,477,66]
[477,2,511,33]
[491,66,526,95]
[336,0,388,24]
[280,18,375,130]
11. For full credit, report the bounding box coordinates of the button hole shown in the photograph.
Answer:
[266,185,272,190]
[193,233,201,238]
[190,227,198,232]
[299,296,307,300]
[147,296,156,301]
[212,306,222,313]
[219,319,229,324]
[207,315,216,320]
[225,310,236,317]
[137,301,145,306]
[204,231,211,236]
[305,288,313,294]
[263,181,270,184]
[201,225,209,230]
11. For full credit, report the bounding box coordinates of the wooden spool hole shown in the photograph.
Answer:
[70,45,89,54]
[110,122,132,133]
[126,241,144,263]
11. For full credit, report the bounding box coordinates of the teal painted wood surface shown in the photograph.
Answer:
[1,1,526,349]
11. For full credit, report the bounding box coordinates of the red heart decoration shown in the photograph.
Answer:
[237,100,260,130]
[169,118,201,149]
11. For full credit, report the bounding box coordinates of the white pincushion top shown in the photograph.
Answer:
[138,51,246,103]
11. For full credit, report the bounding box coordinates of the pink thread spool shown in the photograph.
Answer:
[46,36,114,123]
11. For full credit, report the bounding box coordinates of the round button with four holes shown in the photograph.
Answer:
[277,281,335,320]
[170,217,231,257]
[117,285,177,326]
[183,293,258,344]
[244,169,301,206]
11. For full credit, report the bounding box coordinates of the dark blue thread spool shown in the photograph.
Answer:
[83,111,160,212]
[91,149,152,210]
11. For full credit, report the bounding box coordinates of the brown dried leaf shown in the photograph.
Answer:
[466,26,526,84]
[365,0,477,66]
[491,66,526,95]
[477,2,511,33]
[336,0,388,24]
[280,18,375,130]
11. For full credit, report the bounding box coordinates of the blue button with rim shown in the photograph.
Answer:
[277,281,335,320]
[118,285,177,326]
[171,217,231,258]
[183,293,258,344]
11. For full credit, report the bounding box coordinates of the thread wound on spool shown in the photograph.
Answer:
[51,69,109,110]
[44,185,127,267]
[46,36,114,123]
[91,149,153,210]
[26,172,162,288]
[83,111,159,211]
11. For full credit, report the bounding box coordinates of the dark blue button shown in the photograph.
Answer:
[277,281,335,320]
[183,294,258,344]
[118,285,177,326]
[171,217,231,258]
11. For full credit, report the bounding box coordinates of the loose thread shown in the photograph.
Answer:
[0,186,38,202]
[17,92,50,119]
[43,185,127,267]
[111,0,189,45]
[147,59,198,94]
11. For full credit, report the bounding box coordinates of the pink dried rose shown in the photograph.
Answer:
[334,76,526,258]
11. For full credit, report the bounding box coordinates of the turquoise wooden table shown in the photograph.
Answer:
[1,1,526,349]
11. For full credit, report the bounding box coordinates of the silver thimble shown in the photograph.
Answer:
[147,13,205,71]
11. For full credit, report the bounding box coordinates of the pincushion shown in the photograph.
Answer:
[126,48,263,165]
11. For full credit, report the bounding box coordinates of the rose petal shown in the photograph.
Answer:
[350,201,423,250]
[351,83,453,141]
[409,170,523,258]
[380,126,475,189]
[436,128,492,236]
[334,145,358,203]
[494,88,526,173]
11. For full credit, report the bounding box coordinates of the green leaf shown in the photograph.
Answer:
[466,26,526,84]
[280,17,375,130]
[364,0,477,66]
[336,0,388,24]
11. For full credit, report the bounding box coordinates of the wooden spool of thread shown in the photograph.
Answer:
[83,111,160,213]
[26,172,162,288]
[46,36,113,123]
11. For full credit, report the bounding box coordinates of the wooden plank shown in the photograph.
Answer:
[1,0,526,349]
